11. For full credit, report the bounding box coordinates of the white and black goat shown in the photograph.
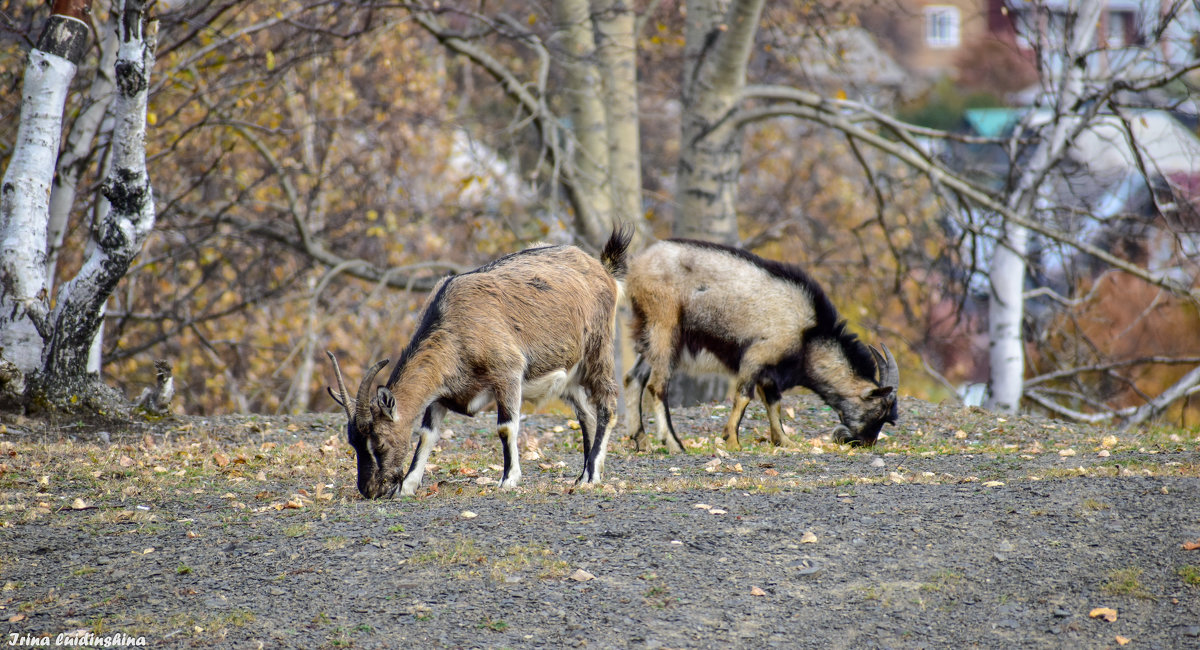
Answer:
[327,228,631,499]
[624,239,898,452]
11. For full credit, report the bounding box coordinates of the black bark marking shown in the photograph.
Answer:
[35,15,90,64]
[101,168,147,219]
[114,60,147,97]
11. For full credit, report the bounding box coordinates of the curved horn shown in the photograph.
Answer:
[870,346,886,384]
[355,358,390,426]
[880,343,899,389]
[326,351,353,418]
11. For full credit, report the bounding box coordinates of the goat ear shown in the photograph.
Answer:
[375,387,397,422]
[863,385,894,400]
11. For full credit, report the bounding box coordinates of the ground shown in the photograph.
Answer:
[1,394,1199,649]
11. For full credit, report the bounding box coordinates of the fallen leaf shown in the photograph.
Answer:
[732,463,743,473]
[1101,435,1118,449]
[213,451,229,468]
[461,511,478,519]
[983,481,1005,487]
[1115,636,1131,646]
[763,469,779,476]
[284,500,304,509]
[750,586,767,597]
[1181,539,1200,551]
[694,503,712,510]
[1089,607,1117,622]
[70,498,88,510]
[1059,448,1077,457]
[119,456,135,468]
[954,430,968,440]
[800,531,818,544]
[570,569,594,582]
[709,509,727,515]
[8,613,25,623]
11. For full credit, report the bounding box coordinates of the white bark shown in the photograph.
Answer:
[42,2,156,385]
[47,24,119,289]
[0,48,79,374]
[984,0,1104,413]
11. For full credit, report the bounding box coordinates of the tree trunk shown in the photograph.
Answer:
[41,0,157,398]
[985,0,1102,413]
[674,0,765,245]
[553,0,614,247]
[594,0,643,245]
[0,3,91,379]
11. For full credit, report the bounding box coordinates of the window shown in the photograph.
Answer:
[1105,12,1127,47]
[925,5,961,48]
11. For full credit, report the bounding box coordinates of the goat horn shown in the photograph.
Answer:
[355,358,390,427]
[326,351,353,419]
[881,343,899,389]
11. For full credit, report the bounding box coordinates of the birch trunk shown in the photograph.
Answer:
[41,0,157,395]
[985,0,1102,412]
[674,0,765,244]
[0,4,90,379]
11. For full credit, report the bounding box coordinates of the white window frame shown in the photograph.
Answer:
[925,5,962,49]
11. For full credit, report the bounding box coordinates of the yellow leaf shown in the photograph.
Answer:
[1116,636,1131,646]
[528,13,537,25]
[265,50,275,71]
[1089,607,1117,622]
[147,112,157,126]
[750,586,767,596]
[836,88,848,101]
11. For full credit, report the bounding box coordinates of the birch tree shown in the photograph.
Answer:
[0,0,157,410]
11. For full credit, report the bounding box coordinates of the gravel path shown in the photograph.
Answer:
[1,395,1198,648]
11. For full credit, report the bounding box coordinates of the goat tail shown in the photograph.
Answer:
[601,223,633,280]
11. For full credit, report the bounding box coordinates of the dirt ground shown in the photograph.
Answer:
[1,394,1199,648]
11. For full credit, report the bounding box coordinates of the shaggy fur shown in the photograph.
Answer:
[625,239,898,451]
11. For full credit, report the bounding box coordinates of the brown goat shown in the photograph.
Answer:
[328,228,631,498]
[624,239,898,452]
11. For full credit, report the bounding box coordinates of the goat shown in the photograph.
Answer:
[327,227,631,499]
[624,239,898,452]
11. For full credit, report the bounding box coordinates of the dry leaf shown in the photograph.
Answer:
[213,451,229,468]
[709,509,727,515]
[694,503,712,510]
[70,498,88,510]
[764,468,779,476]
[1181,539,1200,551]
[461,511,478,519]
[119,456,135,468]
[1101,435,1118,449]
[750,586,767,597]
[983,481,1005,487]
[570,569,594,582]
[284,500,304,509]
[1089,607,1117,622]
[8,613,25,623]
[1059,448,1077,457]
[800,531,818,544]
[1115,636,1131,646]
